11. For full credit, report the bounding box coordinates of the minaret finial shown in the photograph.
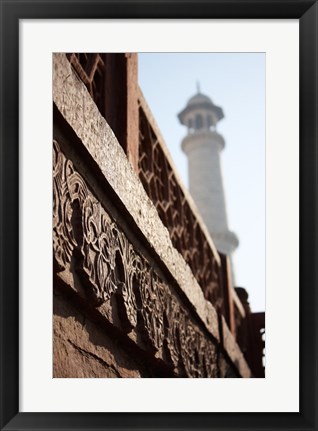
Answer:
[196,81,200,93]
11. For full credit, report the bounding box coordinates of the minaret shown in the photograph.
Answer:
[178,87,238,263]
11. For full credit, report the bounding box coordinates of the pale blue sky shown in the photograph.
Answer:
[138,53,265,312]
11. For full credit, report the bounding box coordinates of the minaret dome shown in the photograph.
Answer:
[178,87,238,268]
[178,91,224,133]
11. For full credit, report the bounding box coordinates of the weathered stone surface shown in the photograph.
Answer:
[218,352,239,378]
[138,97,223,311]
[138,90,220,260]
[53,292,142,378]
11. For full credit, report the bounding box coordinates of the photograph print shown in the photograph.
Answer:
[53,52,265,378]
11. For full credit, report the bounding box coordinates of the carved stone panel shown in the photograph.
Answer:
[53,139,219,377]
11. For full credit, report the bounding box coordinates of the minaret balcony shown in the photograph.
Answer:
[181,129,225,154]
[211,230,239,255]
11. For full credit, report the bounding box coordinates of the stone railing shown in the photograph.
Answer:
[66,53,106,114]
[138,92,224,313]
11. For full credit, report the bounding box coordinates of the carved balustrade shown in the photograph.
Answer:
[138,97,224,313]
[66,53,106,114]
[66,53,139,170]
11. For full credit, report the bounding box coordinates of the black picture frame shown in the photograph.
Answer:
[1,1,317,430]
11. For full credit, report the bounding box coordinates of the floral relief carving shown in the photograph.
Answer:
[163,297,182,369]
[53,140,76,271]
[180,320,197,377]
[53,140,218,377]
[203,341,218,378]
[137,270,165,352]
[114,239,138,331]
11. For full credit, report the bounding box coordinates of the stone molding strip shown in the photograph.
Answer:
[53,53,251,378]
[221,316,251,377]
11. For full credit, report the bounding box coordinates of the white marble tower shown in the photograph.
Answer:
[178,87,238,261]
